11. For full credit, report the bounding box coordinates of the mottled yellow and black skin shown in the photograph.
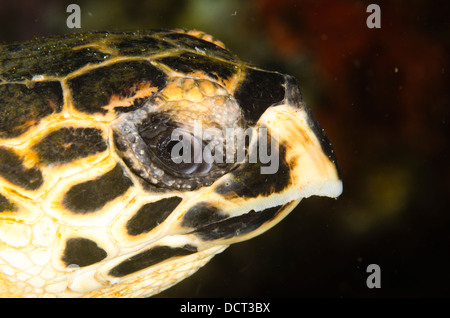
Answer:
[0,30,342,297]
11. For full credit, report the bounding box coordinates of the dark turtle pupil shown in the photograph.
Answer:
[137,118,215,177]
[166,140,182,156]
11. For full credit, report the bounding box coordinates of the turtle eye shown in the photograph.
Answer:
[142,128,213,176]
[114,113,236,190]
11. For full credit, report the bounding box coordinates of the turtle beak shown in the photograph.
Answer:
[209,98,342,213]
[256,103,343,203]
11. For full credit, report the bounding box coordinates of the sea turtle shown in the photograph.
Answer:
[0,29,342,297]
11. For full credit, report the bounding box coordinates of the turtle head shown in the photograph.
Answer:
[0,29,342,298]
[112,67,342,245]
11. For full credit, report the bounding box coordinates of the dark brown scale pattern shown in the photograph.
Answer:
[0,30,236,82]
[62,237,107,267]
[62,164,133,213]
[193,205,285,241]
[215,142,291,199]
[0,81,63,138]
[0,33,111,81]
[234,68,287,125]
[0,147,43,190]
[126,197,183,236]
[0,193,17,212]
[67,60,167,114]
[181,202,228,228]
[109,245,198,277]
[32,127,107,165]
[110,36,177,56]
[157,52,237,82]
[162,32,238,62]
[0,30,241,132]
